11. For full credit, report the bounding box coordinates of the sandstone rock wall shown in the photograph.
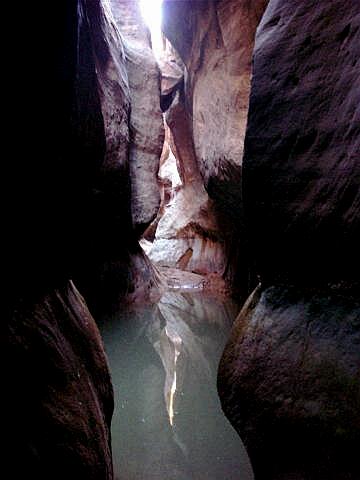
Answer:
[74,0,164,312]
[111,0,164,236]
[3,0,116,477]
[3,0,165,476]
[218,1,360,478]
[147,84,228,279]
[243,0,360,285]
[5,282,114,479]
[162,0,269,296]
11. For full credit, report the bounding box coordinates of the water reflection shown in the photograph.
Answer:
[100,292,254,480]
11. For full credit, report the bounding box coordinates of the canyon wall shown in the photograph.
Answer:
[3,0,164,477]
[218,1,360,478]
[4,1,116,477]
[161,0,268,297]
[75,0,164,312]
[111,0,164,237]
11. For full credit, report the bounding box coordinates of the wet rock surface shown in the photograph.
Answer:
[219,285,360,479]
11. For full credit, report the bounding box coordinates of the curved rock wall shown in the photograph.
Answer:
[219,1,360,478]
[148,86,228,279]
[3,1,116,476]
[162,0,269,296]
[5,282,114,479]
[111,0,164,236]
[3,0,164,476]
[74,0,164,312]
[242,0,360,285]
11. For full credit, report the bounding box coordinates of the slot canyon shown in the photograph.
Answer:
[2,0,359,479]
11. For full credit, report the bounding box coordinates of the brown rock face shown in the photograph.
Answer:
[219,285,360,479]
[111,0,164,236]
[4,282,114,479]
[162,0,266,186]
[243,0,360,285]
[2,0,164,475]
[148,87,228,278]
[74,0,163,312]
[162,0,269,296]
[3,1,116,476]
[218,1,360,478]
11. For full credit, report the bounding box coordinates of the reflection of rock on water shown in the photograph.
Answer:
[101,291,254,480]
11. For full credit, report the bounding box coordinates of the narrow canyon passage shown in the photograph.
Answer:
[4,0,359,479]
[99,291,253,480]
[98,5,256,475]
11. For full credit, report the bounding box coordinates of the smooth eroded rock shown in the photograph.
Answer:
[111,0,164,235]
[219,284,360,479]
[4,281,114,479]
[162,0,269,295]
[243,0,360,284]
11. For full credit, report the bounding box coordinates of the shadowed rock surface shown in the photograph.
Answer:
[73,0,164,313]
[218,1,360,478]
[3,0,164,476]
[4,282,114,479]
[243,0,360,285]
[3,1,118,477]
[219,285,360,479]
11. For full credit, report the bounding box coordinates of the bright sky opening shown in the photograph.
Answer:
[139,0,164,58]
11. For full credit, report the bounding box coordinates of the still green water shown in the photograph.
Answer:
[100,291,254,480]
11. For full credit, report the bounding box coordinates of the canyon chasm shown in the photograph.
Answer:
[2,0,359,479]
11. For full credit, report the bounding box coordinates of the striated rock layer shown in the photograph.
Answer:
[219,1,360,478]
[162,0,269,297]
[111,0,164,236]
